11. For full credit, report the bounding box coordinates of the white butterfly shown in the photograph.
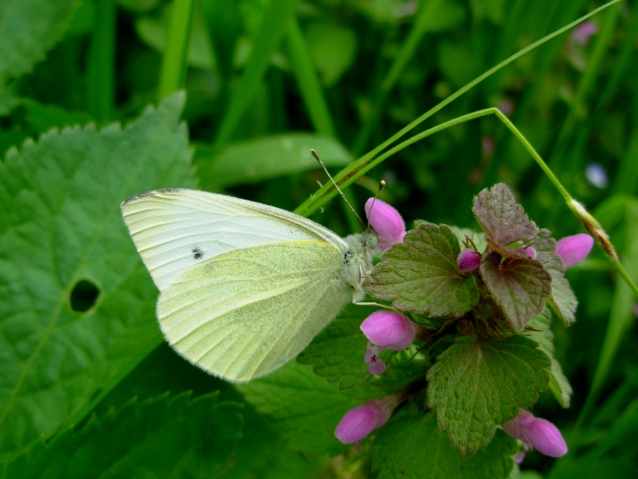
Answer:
[121,188,375,382]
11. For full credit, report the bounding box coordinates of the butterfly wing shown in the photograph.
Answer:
[121,188,346,290]
[157,240,353,382]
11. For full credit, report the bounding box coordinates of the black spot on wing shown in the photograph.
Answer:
[192,246,204,260]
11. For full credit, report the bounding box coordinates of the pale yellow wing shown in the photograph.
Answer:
[157,240,354,383]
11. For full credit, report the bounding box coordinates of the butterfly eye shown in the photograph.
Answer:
[366,235,379,249]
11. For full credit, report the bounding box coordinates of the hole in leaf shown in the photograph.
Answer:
[70,279,100,312]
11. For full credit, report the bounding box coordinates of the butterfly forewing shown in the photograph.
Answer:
[121,188,347,290]
[157,241,352,382]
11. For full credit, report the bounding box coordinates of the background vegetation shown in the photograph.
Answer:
[0,0,636,477]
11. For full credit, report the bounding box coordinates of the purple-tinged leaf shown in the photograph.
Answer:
[479,252,551,330]
[472,184,538,258]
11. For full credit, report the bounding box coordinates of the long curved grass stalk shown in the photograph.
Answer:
[294,0,621,217]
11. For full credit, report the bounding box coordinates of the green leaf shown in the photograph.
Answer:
[197,133,351,188]
[0,0,77,80]
[526,310,573,407]
[427,335,551,456]
[365,223,479,318]
[305,22,358,86]
[238,361,376,456]
[4,393,243,479]
[297,304,376,389]
[534,229,577,324]
[372,408,517,479]
[480,252,551,330]
[472,183,538,258]
[0,93,194,461]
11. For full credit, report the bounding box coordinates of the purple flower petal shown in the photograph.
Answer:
[361,311,416,350]
[525,418,568,457]
[502,410,567,458]
[556,233,594,268]
[364,343,386,375]
[457,249,481,272]
[365,198,406,250]
[334,402,386,444]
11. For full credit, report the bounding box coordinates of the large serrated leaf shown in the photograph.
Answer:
[0,0,78,80]
[0,93,194,461]
[237,361,378,456]
[427,335,550,456]
[372,408,517,479]
[472,183,538,258]
[297,304,376,389]
[4,393,243,479]
[480,252,552,330]
[364,223,479,317]
[526,310,573,407]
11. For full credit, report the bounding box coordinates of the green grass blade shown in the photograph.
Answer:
[286,19,336,139]
[213,0,300,146]
[158,0,195,100]
[294,0,621,217]
[540,2,621,174]
[352,0,437,155]
[86,0,116,121]
[577,198,638,424]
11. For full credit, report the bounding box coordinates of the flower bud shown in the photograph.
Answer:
[556,233,594,268]
[365,198,406,250]
[457,249,481,272]
[361,311,417,350]
[334,400,390,444]
[335,395,400,444]
[502,410,568,458]
[524,417,568,457]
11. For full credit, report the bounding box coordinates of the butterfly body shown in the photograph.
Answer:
[121,189,374,382]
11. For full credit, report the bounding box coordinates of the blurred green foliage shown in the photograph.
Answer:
[1,0,637,477]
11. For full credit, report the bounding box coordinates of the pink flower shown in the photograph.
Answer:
[361,311,417,350]
[364,343,386,375]
[334,395,400,444]
[482,135,495,157]
[556,233,594,268]
[497,99,514,116]
[570,21,598,46]
[365,198,406,250]
[502,410,568,458]
[457,249,481,272]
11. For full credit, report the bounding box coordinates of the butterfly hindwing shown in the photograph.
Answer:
[157,240,352,382]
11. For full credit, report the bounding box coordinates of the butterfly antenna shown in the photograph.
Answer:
[311,149,364,225]
[365,180,386,229]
